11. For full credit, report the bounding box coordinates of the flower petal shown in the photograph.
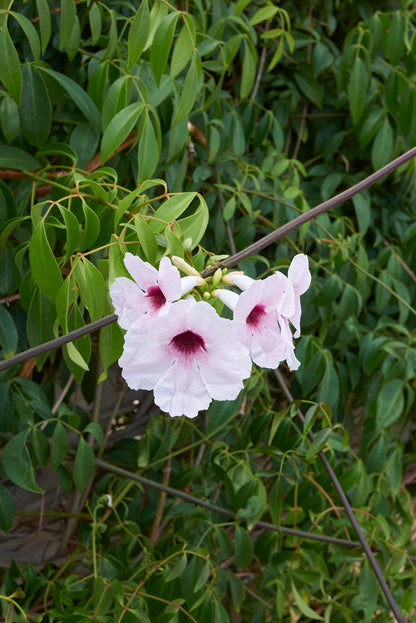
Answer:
[124,252,158,292]
[157,256,183,301]
[154,362,212,418]
[109,277,148,329]
[120,333,171,390]
[250,328,285,368]
[288,253,311,295]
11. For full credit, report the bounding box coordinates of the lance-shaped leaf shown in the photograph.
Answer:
[19,64,52,147]
[137,111,159,183]
[127,0,149,70]
[35,0,51,54]
[172,52,202,126]
[2,431,44,493]
[0,24,22,103]
[39,66,101,131]
[348,56,368,124]
[10,10,41,61]
[101,102,144,163]
[150,11,180,86]
[29,221,63,300]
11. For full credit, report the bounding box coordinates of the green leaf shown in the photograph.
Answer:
[2,431,44,493]
[73,436,95,492]
[371,117,393,170]
[348,56,368,124]
[135,216,157,263]
[172,52,202,126]
[269,479,282,527]
[98,322,124,383]
[57,205,81,260]
[10,11,41,61]
[194,560,210,593]
[0,94,20,143]
[294,72,323,108]
[66,341,90,371]
[170,15,195,78]
[250,5,278,25]
[376,379,404,431]
[60,0,77,50]
[240,39,256,99]
[352,192,371,236]
[151,192,197,233]
[0,305,18,358]
[0,482,15,531]
[26,287,56,368]
[31,428,49,465]
[179,201,209,249]
[80,202,100,250]
[291,581,324,620]
[127,0,150,70]
[88,2,101,45]
[316,359,339,411]
[39,66,101,131]
[137,111,160,183]
[234,525,253,568]
[0,24,22,103]
[305,428,332,460]
[29,221,63,300]
[84,422,104,451]
[19,64,52,147]
[73,257,108,322]
[386,12,404,66]
[150,11,180,86]
[0,145,41,171]
[100,102,144,164]
[51,421,68,470]
[36,0,52,54]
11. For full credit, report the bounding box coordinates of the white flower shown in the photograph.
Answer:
[109,253,201,329]
[119,298,252,418]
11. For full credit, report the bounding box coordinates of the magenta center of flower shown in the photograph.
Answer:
[246,304,266,327]
[170,330,206,356]
[146,285,166,310]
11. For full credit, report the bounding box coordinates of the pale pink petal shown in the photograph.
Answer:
[288,253,311,295]
[180,275,203,296]
[225,273,254,291]
[213,289,240,311]
[289,300,302,338]
[198,330,252,401]
[233,281,264,323]
[120,338,171,389]
[262,273,295,318]
[157,256,183,301]
[109,277,148,329]
[154,362,212,418]
[124,252,158,291]
[250,329,286,368]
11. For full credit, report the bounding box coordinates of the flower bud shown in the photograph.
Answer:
[171,255,201,277]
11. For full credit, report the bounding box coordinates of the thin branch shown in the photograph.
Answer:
[0,314,117,373]
[273,369,406,623]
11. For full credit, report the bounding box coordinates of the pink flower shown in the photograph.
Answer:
[119,298,252,418]
[215,272,299,370]
[109,253,201,329]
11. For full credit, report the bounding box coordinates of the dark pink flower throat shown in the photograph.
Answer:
[246,304,266,327]
[171,330,206,355]
[146,285,166,310]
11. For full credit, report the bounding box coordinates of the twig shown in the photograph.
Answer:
[150,455,171,545]
[273,369,405,623]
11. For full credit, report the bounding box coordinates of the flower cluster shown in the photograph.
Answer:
[110,253,311,418]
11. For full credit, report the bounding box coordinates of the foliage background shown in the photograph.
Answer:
[0,0,416,621]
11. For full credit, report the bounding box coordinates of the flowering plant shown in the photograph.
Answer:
[110,253,311,417]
